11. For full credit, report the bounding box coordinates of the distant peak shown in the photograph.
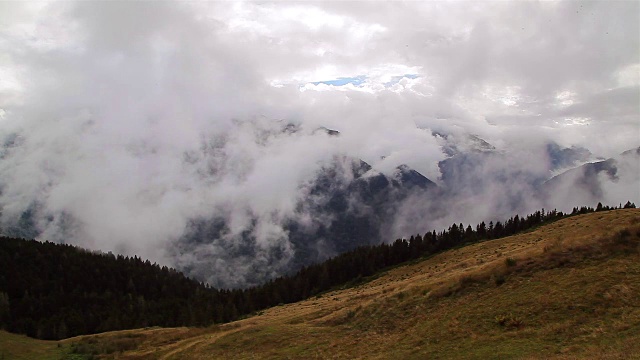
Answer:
[280,122,301,135]
[314,127,340,136]
[620,146,640,157]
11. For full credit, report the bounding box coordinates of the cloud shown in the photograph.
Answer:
[0,1,638,287]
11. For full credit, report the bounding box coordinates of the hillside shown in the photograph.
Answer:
[0,239,224,340]
[0,330,66,360]
[7,208,636,359]
[2,204,588,341]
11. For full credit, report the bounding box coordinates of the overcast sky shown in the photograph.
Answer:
[1,1,638,152]
[0,1,638,286]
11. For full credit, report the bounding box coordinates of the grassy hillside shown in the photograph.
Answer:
[5,209,640,359]
[0,330,66,360]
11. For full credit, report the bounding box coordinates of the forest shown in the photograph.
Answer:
[0,201,635,340]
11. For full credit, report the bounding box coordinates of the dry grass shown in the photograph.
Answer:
[14,209,640,360]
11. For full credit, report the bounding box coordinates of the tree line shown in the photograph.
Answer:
[0,201,635,339]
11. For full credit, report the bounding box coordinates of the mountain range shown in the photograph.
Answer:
[1,125,638,288]
[173,132,638,287]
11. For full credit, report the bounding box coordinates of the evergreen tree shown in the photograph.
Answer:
[0,292,9,329]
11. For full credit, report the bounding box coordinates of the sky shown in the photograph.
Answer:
[0,1,638,287]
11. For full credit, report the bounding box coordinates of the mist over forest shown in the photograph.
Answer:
[0,1,638,288]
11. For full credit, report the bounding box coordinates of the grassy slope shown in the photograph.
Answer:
[5,209,640,359]
[0,330,67,360]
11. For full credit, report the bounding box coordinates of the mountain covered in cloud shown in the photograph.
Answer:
[166,149,437,288]
[0,131,636,289]
[0,1,638,288]
[541,147,640,209]
[1,122,636,288]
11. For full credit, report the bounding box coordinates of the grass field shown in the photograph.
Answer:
[3,209,640,359]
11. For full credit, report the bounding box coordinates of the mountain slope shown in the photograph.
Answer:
[169,155,437,288]
[61,209,640,359]
[542,147,640,206]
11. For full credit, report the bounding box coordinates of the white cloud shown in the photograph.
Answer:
[616,63,640,88]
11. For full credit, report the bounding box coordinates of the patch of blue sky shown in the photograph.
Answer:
[311,75,367,87]
[383,74,419,87]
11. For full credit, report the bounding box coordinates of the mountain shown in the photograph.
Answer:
[545,142,593,172]
[432,131,496,157]
[169,155,436,288]
[0,120,635,289]
[432,135,544,219]
[0,122,438,289]
[435,133,595,193]
[542,147,640,207]
[430,133,627,223]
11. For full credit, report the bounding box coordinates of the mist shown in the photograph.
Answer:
[0,1,638,288]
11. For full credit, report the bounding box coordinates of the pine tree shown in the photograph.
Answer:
[0,292,9,329]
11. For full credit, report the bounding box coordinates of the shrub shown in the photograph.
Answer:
[615,229,631,243]
[544,237,564,253]
[505,257,517,267]
[495,313,524,329]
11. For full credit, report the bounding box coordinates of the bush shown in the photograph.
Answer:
[543,237,564,253]
[495,313,524,329]
[505,258,517,267]
[616,229,631,243]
